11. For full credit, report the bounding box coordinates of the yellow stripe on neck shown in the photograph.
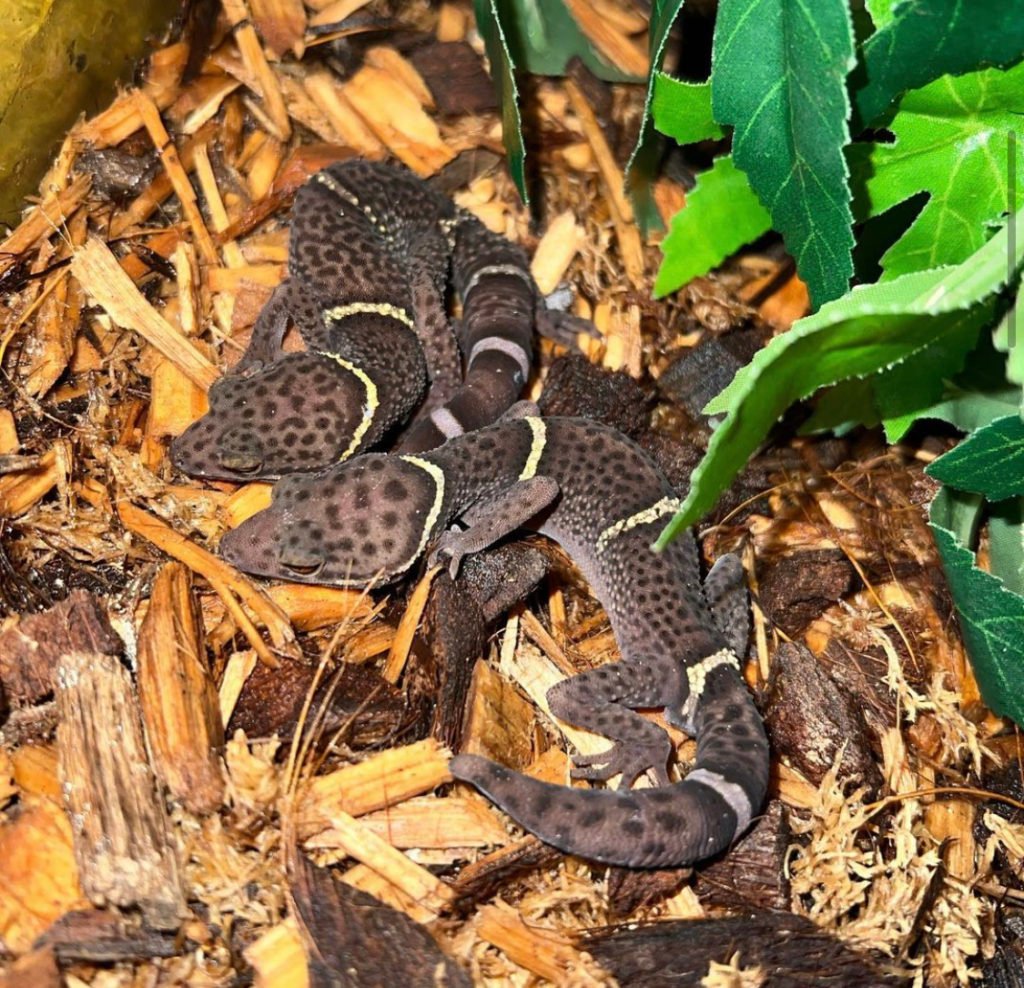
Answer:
[315,350,379,461]
[518,417,547,481]
[398,455,446,569]
[324,301,415,331]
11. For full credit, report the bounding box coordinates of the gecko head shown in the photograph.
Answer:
[170,353,371,481]
[219,454,444,587]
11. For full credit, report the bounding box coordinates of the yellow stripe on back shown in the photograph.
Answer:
[595,495,683,553]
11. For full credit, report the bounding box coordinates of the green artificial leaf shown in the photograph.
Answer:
[653,203,1024,547]
[927,415,1024,500]
[864,0,897,28]
[800,377,879,435]
[992,290,1024,407]
[853,61,1024,280]
[653,155,772,296]
[711,0,856,308]
[480,0,637,81]
[876,311,989,441]
[854,0,1024,128]
[896,331,1020,432]
[651,75,724,145]
[625,0,687,234]
[990,499,1024,596]
[930,486,1024,728]
[474,0,527,201]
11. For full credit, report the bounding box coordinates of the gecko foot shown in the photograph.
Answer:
[570,740,672,790]
[427,528,468,579]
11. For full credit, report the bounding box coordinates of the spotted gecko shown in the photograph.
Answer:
[220,413,769,868]
[172,160,537,480]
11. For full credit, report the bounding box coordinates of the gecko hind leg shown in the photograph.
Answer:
[547,656,686,789]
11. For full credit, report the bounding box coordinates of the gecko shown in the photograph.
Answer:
[171,159,538,480]
[219,413,769,868]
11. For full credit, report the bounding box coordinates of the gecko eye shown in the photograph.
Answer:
[216,451,263,475]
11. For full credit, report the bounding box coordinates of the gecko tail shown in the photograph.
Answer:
[450,753,755,869]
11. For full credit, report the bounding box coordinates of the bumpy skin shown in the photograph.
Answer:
[171,161,450,480]
[171,161,539,481]
[221,416,769,868]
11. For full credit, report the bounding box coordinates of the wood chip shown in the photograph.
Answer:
[117,500,296,667]
[137,563,226,815]
[71,237,219,391]
[0,443,68,518]
[561,0,648,77]
[303,809,455,921]
[342,65,455,176]
[132,91,220,266]
[564,79,645,288]
[0,802,86,954]
[56,650,187,930]
[300,739,452,831]
[244,920,308,988]
[358,795,509,849]
[222,0,293,140]
[0,175,90,279]
[530,210,586,296]
[475,902,603,984]
[382,565,438,683]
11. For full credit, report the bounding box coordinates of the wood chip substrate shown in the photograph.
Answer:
[0,1,1021,985]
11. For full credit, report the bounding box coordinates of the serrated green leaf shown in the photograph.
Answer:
[854,0,1024,128]
[711,0,856,308]
[930,486,1024,728]
[651,75,724,145]
[654,203,1024,546]
[474,0,527,202]
[653,155,772,296]
[927,415,1024,500]
[625,0,687,235]
[853,61,1024,280]
[990,499,1024,596]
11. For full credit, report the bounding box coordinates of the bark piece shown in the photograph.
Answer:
[34,908,178,963]
[583,911,909,986]
[137,562,225,814]
[56,650,186,930]
[538,353,651,439]
[228,658,405,747]
[409,41,496,116]
[763,642,882,793]
[0,589,121,707]
[451,835,563,907]
[758,549,856,636]
[290,852,471,988]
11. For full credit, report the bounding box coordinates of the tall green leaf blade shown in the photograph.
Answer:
[927,415,1024,500]
[711,0,856,307]
[654,204,1024,546]
[653,154,771,296]
[651,75,724,145]
[625,0,687,234]
[930,487,1024,728]
[854,62,1024,280]
[854,0,1024,128]
[474,0,527,201]
[495,0,638,81]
